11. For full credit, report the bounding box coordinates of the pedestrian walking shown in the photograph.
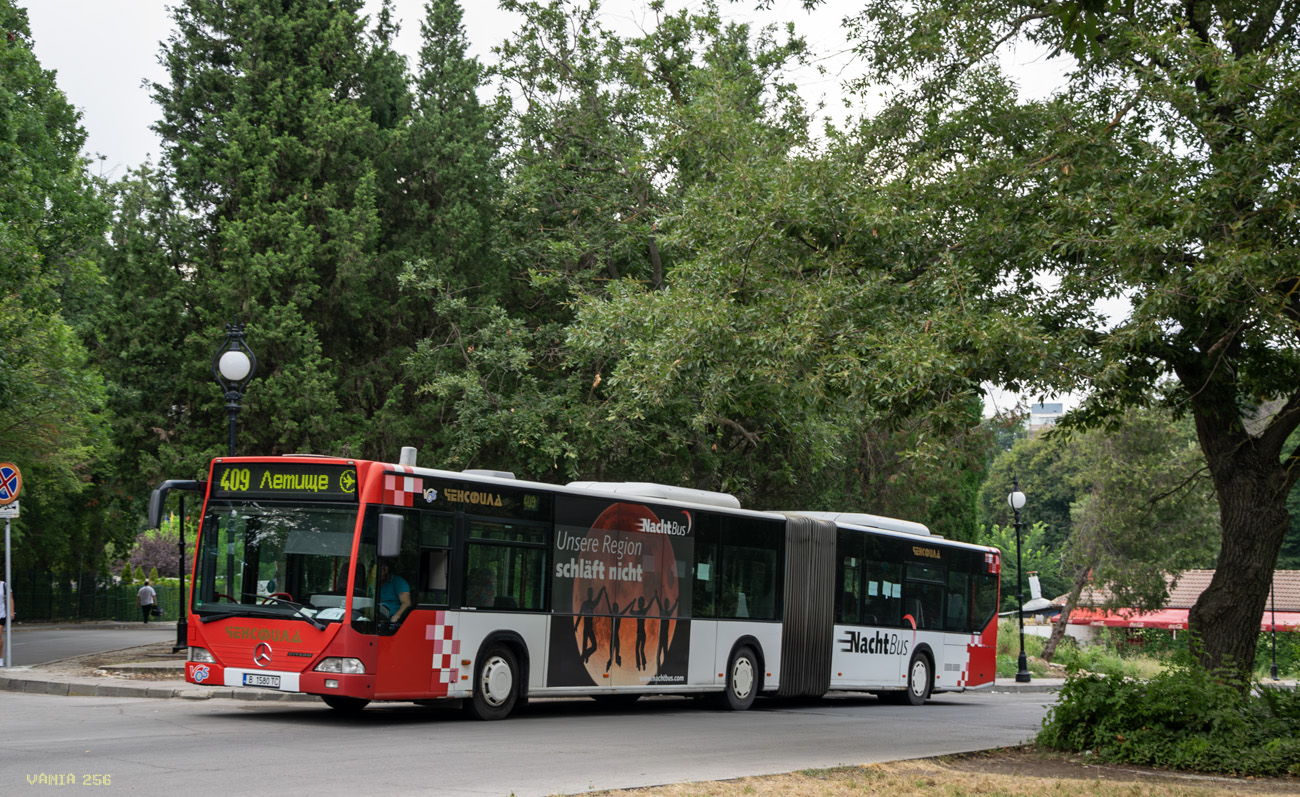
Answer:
[0,578,13,666]
[137,579,157,624]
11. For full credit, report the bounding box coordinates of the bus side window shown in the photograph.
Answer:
[904,564,945,631]
[420,549,449,605]
[972,571,999,633]
[417,513,453,606]
[836,528,863,624]
[945,570,970,632]
[864,536,904,627]
[464,520,548,611]
[717,517,781,621]
[693,517,719,618]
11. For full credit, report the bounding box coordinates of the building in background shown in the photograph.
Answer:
[1028,403,1064,435]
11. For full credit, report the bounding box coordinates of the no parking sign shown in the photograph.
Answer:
[0,462,20,505]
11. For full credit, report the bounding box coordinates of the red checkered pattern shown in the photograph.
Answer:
[382,466,418,507]
[426,611,460,693]
[985,552,1001,574]
[956,633,981,686]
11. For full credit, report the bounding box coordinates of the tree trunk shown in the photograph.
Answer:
[1187,410,1294,682]
[1042,559,1095,663]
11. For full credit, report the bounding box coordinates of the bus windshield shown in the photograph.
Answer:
[193,500,364,625]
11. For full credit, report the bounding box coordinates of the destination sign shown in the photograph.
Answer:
[211,462,358,502]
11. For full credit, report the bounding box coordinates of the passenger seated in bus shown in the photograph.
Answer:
[378,562,411,624]
[466,567,496,608]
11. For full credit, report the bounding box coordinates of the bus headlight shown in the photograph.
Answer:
[188,647,215,663]
[314,657,366,674]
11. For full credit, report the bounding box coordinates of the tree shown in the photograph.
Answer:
[824,0,1300,679]
[979,409,1219,628]
[975,520,1056,613]
[150,0,387,457]
[0,1,113,574]
[392,0,505,299]
[410,0,864,502]
[979,433,1079,554]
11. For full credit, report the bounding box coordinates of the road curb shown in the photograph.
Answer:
[3,667,1065,702]
[990,680,1064,694]
[0,671,317,702]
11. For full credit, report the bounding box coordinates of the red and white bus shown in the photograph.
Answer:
[149,451,1000,718]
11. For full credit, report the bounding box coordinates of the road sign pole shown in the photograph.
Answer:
[1,462,22,669]
[4,516,11,668]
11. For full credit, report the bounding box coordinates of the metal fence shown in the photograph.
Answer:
[6,569,186,623]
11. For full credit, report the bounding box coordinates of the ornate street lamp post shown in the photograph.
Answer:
[1008,478,1031,683]
[211,321,257,457]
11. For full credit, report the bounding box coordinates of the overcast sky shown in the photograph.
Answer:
[24,0,870,179]
[22,0,1073,415]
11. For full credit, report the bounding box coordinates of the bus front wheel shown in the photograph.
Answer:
[721,646,758,711]
[467,645,519,721]
[321,695,369,713]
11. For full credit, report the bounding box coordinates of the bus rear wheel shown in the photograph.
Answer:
[321,695,369,713]
[467,645,519,721]
[721,646,758,711]
[903,653,932,705]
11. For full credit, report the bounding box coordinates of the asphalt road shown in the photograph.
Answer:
[4,622,177,666]
[0,689,1054,795]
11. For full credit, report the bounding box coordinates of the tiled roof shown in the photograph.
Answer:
[1062,569,1300,612]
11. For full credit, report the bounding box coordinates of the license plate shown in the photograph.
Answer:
[243,673,281,689]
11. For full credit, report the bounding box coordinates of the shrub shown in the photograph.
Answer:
[1255,630,1300,680]
[1038,663,1300,776]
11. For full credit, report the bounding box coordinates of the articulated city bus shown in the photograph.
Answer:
[149,450,1000,718]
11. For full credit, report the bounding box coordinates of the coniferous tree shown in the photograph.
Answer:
[396,0,505,298]
[125,0,418,466]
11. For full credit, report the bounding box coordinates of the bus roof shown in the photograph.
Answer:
[786,511,932,537]
[565,481,742,509]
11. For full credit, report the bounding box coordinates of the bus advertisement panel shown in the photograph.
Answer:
[548,499,693,688]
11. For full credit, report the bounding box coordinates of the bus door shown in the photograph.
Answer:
[371,509,457,699]
[901,563,945,682]
[942,567,972,688]
[858,537,906,686]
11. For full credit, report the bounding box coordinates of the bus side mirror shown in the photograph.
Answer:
[378,513,404,558]
[148,480,206,528]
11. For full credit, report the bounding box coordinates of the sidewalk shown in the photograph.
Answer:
[0,659,318,702]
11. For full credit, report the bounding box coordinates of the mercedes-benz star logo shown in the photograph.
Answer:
[253,642,273,667]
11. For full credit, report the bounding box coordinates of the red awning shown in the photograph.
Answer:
[1070,607,1300,632]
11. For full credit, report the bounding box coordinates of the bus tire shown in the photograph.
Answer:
[467,645,519,721]
[321,695,369,713]
[721,646,758,711]
[903,652,932,706]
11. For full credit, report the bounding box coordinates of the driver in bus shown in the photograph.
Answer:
[378,562,412,625]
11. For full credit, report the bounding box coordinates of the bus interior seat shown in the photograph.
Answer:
[493,596,518,610]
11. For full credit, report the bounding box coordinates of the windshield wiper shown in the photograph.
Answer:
[257,595,327,630]
[198,600,326,630]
